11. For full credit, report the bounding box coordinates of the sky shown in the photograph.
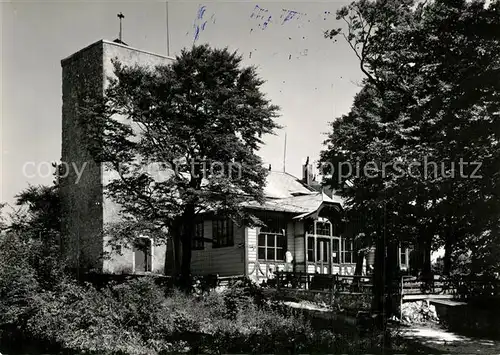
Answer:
[1,0,364,209]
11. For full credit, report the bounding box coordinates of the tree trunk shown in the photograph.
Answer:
[179,237,192,290]
[171,232,182,278]
[372,235,385,316]
[409,249,418,276]
[443,236,452,276]
[372,231,400,330]
[354,249,366,276]
[178,204,195,291]
[414,227,427,277]
[422,232,433,281]
[384,241,399,318]
[443,217,453,276]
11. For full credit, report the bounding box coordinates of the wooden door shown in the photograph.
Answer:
[316,238,331,274]
[133,238,151,272]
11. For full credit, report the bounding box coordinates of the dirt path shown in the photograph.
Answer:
[401,324,500,354]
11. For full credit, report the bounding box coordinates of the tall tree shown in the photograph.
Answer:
[7,184,61,240]
[1,182,63,289]
[322,0,500,320]
[79,45,280,285]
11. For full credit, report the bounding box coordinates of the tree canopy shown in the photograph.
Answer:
[321,0,500,315]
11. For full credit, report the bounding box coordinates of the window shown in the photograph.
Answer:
[341,239,357,264]
[305,219,333,236]
[192,220,204,250]
[258,233,286,261]
[400,244,409,265]
[212,219,234,248]
[316,221,332,236]
[307,237,315,261]
[332,238,340,263]
[316,239,330,262]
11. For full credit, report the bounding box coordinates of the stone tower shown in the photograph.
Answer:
[60,39,174,273]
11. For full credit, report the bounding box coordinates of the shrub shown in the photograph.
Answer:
[188,281,315,354]
[0,233,39,330]
[27,281,148,354]
[1,269,382,354]
[111,277,166,337]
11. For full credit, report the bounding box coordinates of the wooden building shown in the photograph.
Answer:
[183,166,410,283]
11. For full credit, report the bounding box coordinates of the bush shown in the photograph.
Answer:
[28,237,67,290]
[111,277,167,337]
[27,281,147,354]
[192,291,314,354]
[1,270,380,354]
[0,233,39,331]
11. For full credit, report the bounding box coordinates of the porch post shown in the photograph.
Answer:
[397,244,401,268]
[320,241,324,271]
[339,238,343,275]
[329,236,333,274]
[314,220,317,266]
[314,235,317,264]
[305,234,308,263]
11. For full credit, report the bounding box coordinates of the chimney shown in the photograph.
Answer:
[302,157,313,186]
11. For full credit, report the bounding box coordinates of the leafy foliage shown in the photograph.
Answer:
[2,274,386,354]
[321,0,500,283]
[1,184,65,289]
[8,184,61,238]
[0,233,39,328]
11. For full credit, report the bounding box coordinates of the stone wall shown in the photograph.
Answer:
[61,41,105,271]
[435,300,500,339]
[61,40,173,273]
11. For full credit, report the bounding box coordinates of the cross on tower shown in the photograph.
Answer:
[117,12,124,43]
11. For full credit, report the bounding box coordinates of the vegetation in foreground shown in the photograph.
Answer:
[0,231,400,354]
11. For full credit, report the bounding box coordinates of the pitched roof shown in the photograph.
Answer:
[105,168,344,216]
[263,171,315,198]
[244,171,344,215]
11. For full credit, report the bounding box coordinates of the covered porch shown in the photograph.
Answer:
[294,202,362,276]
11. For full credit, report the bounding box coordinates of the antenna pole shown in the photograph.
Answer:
[117,12,124,43]
[283,132,287,172]
[166,1,170,56]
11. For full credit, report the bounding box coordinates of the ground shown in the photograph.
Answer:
[284,299,500,354]
[401,323,500,354]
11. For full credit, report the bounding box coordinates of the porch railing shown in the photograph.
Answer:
[401,275,500,300]
[275,271,373,294]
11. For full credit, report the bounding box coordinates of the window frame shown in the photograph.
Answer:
[212,218,234,248]
[258,232,286,261]
[341,239,357,264]
[307,237,315,262]
[400,244,409,266]
[315,221,332,236]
